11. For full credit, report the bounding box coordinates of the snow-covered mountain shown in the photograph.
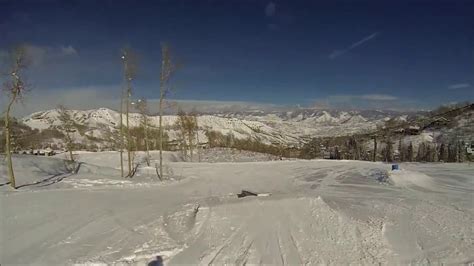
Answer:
[21,107,401,147]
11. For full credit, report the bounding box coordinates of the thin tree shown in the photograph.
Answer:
[175,110,199,161]
[57,105,76,162]
[2,45,30,189]
[176,110,188,159]
[119,86,125,177]
[185,112,198,161]
[158,43,177,178]
[135,98,151,166]
[195,115,201,162]
[121,48,138,177]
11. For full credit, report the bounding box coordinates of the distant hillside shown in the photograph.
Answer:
[1,104,470,154]
[18,107,406,148]
[300,103,474,160]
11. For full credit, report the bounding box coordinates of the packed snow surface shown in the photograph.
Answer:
[1,151,473,265]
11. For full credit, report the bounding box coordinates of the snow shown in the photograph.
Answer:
[1,152,473,264]
[21,108,387,147]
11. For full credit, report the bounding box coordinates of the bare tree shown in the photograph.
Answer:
[176,110,188,159]
[121,48,138,177]
[2,45,30,189]
[195,116,201,162]
[185,112,198,161]
[158,43,178,178]
[57,105,76,162]
[103,126,122,151]
[119,86,125,177]
[175,110,198,161]
[398,137,403,161]
[346,136,361,160]
[134,98,151,166]
[381,134,393,162]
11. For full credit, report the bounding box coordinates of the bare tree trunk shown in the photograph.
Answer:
[119,89,124,177]
[57,105,76,163]
[121,48,136,177]
[67,134,74,162]
[66,132,74,162]
[159,97,164,178]
[3,45,29,189]
[158,43,175,178]
[144,114,150,166]
[196,129,200,162]
[126,83,132,176]
[5,96,16,189]
[188,132,194,162]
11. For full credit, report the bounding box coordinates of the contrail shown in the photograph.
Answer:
[329,32,379,59]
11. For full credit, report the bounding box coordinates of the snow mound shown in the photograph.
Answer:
[389,169,439,192]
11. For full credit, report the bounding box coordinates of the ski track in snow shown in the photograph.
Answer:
[1,153,473,265]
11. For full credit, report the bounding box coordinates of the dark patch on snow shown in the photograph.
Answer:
[369,169,390,183]
[148,256,163,266]
[295,169,330,184]
[237,190,258,198]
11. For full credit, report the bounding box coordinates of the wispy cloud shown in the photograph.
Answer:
[4,86,119,117]
[24,44,48,66]
[307,93,424,111]
[329,32,379,59]
[359,94,398,101]
[0,44,80,67]
[265,2,276,17]
[448,83,470,90]
[2,86,437,117]
[327,94,398,102]
[4,86,282,117]
[60,45,78,56]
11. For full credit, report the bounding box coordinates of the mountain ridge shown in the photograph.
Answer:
[21,107,398,147]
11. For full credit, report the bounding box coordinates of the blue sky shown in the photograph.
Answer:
[1,0,473,115]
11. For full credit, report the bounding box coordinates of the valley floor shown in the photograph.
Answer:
[0,151,473,265]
